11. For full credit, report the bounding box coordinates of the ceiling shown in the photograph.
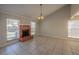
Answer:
[0,4,65,19]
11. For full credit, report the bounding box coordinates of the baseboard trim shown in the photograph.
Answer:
[67,37,79,41]
[40,35,68,40]
[40,35,79,41]
[0,39,19,48]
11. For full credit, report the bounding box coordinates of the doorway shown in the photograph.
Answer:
[7,19,20,40]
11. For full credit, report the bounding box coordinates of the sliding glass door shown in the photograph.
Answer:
[7,19,20,40]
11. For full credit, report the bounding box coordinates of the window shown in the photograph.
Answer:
[31,21,36,35]
[7,19,20,40]
[68,20,79,38]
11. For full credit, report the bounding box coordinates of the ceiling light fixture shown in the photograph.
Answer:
[37,4,44,20]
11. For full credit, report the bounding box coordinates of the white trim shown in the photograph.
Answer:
[39,35,68,40]
[0,39,18,48]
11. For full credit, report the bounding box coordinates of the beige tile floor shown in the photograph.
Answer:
[0,36,79,55]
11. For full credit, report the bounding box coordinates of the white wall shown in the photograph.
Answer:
[40,5,70,39]
[71,4,79,17]
[0,13,7,47]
